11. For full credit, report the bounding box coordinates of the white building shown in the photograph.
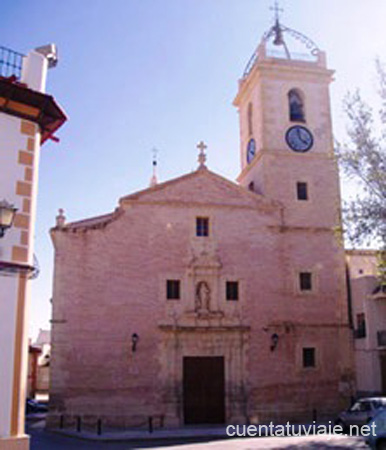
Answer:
[0,45,65,450]
[347,250,386,396]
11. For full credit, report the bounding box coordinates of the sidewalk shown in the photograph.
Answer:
[47,422,340,443]
[51,425,230,443]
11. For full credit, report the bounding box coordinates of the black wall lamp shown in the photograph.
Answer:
[270,333,279,352]
[131,333,139,352]
[0,200,17,238]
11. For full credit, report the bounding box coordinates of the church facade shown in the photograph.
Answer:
[48,19,355,428]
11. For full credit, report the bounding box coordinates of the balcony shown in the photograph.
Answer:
[0,46,24,80]
[372,284,386,301]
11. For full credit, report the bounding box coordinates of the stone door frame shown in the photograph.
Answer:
[158,326,250,426]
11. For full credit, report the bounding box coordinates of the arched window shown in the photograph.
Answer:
[247,102,253,135]
[288,89,305,122]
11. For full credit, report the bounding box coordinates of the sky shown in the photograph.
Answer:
[2,0,386,338]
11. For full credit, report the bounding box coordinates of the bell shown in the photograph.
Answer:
[273,27,284,46]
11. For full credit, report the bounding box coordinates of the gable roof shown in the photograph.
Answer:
[120,166,280,212]
[54,167,281,232]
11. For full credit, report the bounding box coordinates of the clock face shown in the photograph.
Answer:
[285,126,313,152]
[247,138,256,164]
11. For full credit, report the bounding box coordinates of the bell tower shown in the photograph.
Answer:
[232,7,354,414]
[234,9,341,230]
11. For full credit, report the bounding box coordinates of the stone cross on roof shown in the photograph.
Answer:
[197,141,207,168]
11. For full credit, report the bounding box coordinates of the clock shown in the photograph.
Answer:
[285,126,313,152]
[246,138,256,164]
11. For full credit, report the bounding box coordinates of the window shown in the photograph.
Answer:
[299,272,312,291]
[248,181,255,192]
[226,281,239,301]
[296,182,308,200]
[247,102,253,136]
[303,347,315,368]
[288,89,305,122]
[196,217,209,237]
[355,313,366,339]
[350,401,371,412]
[166,280,180,300]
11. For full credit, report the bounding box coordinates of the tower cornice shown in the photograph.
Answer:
[234,59,334,107]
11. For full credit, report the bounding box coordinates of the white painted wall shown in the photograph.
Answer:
[0,277,18,436]
[347,251,384,395]
[0,114,27,263]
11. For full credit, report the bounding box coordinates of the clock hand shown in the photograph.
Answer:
[297,128,309,144]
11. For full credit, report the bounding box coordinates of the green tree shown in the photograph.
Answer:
[337,60,386,263]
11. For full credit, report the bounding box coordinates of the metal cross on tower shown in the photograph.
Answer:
[270,0,283,24]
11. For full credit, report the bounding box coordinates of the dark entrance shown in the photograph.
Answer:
[183,356,225,424]
[380,353,386,394]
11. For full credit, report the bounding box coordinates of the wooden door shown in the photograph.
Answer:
[183,356,225,424]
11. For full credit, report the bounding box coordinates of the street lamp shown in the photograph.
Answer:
[0,200,17,238]
[131,333,139,353]
[270,333,279,352]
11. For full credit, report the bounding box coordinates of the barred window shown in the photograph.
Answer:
[226,281,239,301]
[303,347,315,368]
[297,182,308,200]
[166,280,180,300]
[196,217,209,237]
[299,272,312,291]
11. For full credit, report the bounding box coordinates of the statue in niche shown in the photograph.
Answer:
[195,281,211,312]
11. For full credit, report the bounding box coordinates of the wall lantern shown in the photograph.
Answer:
[270,333,279,352]
[0,200,18,238]
[131,333,139,352]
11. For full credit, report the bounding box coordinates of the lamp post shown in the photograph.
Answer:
[270,333,279,352]
[0,200,17,238]
[131,333,139,352]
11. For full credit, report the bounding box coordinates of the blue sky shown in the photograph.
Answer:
[2,0,385,338]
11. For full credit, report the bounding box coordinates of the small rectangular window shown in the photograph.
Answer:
[299,272,312,291]
[166,280,180,300]
[356,313,366,339]
[196,217,209,237]
[226,281,239,301]
[303,347,315,368]
[297,182,308,200]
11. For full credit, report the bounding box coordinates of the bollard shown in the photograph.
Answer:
[148,416,153,433]
[59,414,64,429]
[97,418,102,436]
[312,409,317,422]
[76,416,82,433]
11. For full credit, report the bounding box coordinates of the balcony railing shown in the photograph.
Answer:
[377,330,386,347]
[0,46,24,80]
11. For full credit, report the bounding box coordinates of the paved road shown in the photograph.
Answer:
[28,421,369,450]
[158,435,369,449]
